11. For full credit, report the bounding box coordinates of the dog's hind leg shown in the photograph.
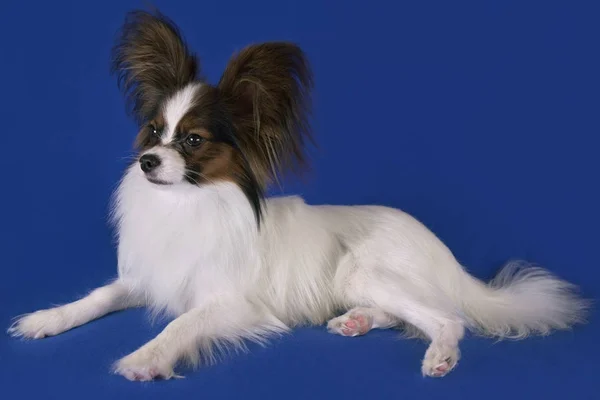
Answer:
[372,291,465,377]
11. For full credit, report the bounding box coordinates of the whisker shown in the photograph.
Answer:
[118,152,139,162]
[184,169,218,186]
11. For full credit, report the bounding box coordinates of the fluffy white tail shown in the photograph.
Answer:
[458,261,590,339]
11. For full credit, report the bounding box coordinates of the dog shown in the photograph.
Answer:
[8,10,589,381]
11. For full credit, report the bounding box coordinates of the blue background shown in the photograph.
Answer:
[1,0,598,399]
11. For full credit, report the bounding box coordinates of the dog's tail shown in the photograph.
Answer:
[456,261,590,339]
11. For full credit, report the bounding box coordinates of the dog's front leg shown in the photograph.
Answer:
[8,281,141,339]
[114,299,288,381]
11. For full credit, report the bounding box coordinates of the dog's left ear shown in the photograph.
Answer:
[111,10,199,125]
[218,43,314,188]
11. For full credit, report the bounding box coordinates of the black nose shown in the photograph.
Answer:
[139,154,161,173]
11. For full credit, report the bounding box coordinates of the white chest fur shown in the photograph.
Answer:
[112,166,258,316]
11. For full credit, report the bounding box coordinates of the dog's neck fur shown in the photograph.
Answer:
[113,165,260,316]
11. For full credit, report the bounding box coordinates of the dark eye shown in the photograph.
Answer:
[149,125,159,137]
[185,134,204,147]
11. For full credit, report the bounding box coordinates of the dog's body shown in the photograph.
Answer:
[9,10,588,381]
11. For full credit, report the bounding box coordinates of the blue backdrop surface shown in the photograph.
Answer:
[1,0,598,399]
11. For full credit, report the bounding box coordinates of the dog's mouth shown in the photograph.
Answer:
[146,176,172,186]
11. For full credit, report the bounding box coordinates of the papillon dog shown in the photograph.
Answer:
[9,10,589,381]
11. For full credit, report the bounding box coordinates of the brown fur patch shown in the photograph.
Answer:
[182,141,247,185]
[135,114,165,149]
[176,116,213,141]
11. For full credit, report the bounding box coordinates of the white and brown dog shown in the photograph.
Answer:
[8,10,589,381]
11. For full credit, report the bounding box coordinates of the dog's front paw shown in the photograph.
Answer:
[114,345,179,382]
[8,308,70,339]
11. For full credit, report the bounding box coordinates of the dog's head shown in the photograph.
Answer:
[111,10,313,222]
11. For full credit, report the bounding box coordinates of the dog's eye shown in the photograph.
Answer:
[149,125,159,137]
[185,134,204,147]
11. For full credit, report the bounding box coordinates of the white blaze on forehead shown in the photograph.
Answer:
[162,83,202,144]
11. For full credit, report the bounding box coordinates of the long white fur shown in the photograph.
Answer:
[9,85,589,380]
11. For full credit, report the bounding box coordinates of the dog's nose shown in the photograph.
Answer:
[139,154,161,173]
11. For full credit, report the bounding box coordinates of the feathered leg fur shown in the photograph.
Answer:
[113,298,288,381]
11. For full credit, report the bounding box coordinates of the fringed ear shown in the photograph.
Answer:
[217,42,314,188]
[111,10,199,125]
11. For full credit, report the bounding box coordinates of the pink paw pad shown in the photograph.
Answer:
[430,358,454,377]
[121,367,161,382]
[340,314,372,336]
